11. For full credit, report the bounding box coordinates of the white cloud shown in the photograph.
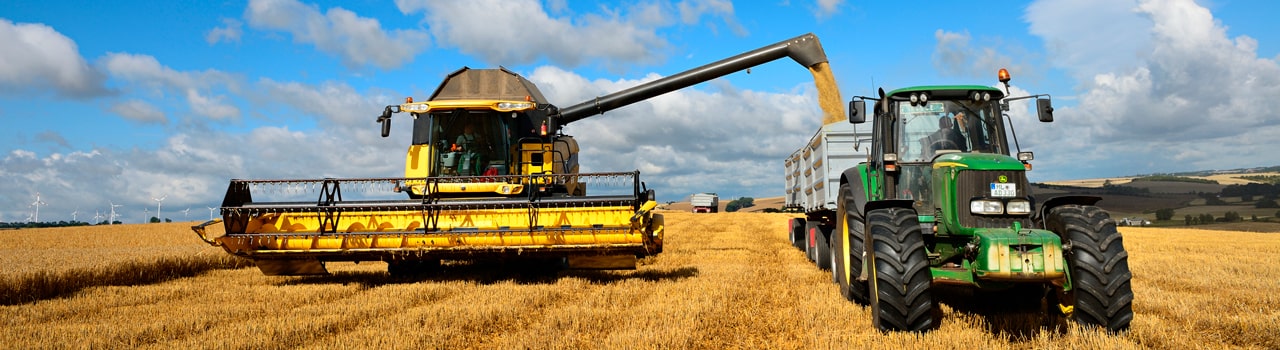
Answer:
[677,0,747,35]
[100,53,241,121]
[1025,0,1151,80]
[814,0,844,18]
[396,0,672,68]
[245,0,430,69]
[932,30,1017,79]
[529,65,824,200]
[109,99,167,124]
[0,19,109,98]
[1020,0,1280,179]
[206,18,243,45]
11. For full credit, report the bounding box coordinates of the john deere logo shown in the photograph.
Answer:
[998,175,1009,183]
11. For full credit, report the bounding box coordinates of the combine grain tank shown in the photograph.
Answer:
[195,33,833,276]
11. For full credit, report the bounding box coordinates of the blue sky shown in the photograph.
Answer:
[3,0,1279,223]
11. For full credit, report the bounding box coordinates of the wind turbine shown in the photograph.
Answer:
[182,207,191,219]
[30,192,46,223]
[93,210,104,224]
[143,207,150,223]
[207,206,218,220]
[109,201,122,225]
[71,208,78,222]
[153,194,167,222]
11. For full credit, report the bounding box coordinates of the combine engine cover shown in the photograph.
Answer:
[193,172,663,275]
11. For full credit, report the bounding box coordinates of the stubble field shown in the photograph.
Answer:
[1,212,1278,349]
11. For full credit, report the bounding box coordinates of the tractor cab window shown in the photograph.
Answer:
[896,100,1004,162]
[419,110,512,176]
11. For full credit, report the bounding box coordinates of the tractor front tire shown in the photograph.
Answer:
[867,207,935,332]
[1047,205,1134,333]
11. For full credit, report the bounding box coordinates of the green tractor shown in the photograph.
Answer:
[832,69,1133,332]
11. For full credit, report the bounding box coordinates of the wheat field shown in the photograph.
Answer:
[1,213,1277,349]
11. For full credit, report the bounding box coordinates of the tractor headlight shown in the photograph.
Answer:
[1006,199,1032,215]
[970,199,1004,215]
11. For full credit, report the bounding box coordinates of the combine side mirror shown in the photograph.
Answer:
[1036,98,1054,123]
[849,99,866,124]
[378,106,394,137]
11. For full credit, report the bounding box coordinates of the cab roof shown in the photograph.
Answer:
[887,85,1003,100]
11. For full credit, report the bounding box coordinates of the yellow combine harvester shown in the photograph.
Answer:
[194,33,831,276]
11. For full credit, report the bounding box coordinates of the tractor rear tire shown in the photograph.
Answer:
[835,183,870,305]
[1046,205,1134,333]
[789,218,807,251]
[815,223,832,270]
[867,207,935,332]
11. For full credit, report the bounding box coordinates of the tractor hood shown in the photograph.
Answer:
[931,153,1026,171]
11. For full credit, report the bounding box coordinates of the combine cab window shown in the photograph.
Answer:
[414,110,513,176]
[896,100,1005,163]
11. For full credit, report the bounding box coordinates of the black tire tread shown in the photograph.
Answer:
[1047,205,1134,333]
[867,208,935,332]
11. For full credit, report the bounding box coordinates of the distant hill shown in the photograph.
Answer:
[661,196,786,213]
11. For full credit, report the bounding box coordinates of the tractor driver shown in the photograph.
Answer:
[922,113,968,154]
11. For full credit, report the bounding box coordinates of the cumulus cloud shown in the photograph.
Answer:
[109,99,167,124]
[0,19,109,98]
[395,0,673,68]
[529,65,825,200]
[1020,0,1280,179]
[932,30,1018,79]
[245,0,430,69]
[100,53,242,121]
[814,0,844,18]
[677,0,747,35]
[206,18,243,45]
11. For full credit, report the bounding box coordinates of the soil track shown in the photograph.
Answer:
[1,213,1277,348]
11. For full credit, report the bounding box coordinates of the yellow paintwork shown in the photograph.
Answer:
[208,201,662,261]
[978,239,1065,281]
[932,161,969,169]
[400,99,536,113]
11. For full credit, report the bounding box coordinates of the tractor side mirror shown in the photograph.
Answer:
[1036,98,1054,123]
[849,99,866,124]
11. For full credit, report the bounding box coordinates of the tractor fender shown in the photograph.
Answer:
[840,167,871,220]
[1034,195,1102,227]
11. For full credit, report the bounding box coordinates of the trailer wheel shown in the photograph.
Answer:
[835,183,870,305]
[1046,205,1133,333]
[789,218,807,251]
[815,223,831,270]
[804,222,819,262]
[867,207,935,332]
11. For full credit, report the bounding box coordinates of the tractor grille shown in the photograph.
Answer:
[956,170,1032,228]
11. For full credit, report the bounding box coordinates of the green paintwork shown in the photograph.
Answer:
[854,85,1069,290]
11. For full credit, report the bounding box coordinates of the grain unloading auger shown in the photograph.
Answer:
[194,33,831,276]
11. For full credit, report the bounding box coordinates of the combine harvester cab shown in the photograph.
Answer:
[196,33,835,276]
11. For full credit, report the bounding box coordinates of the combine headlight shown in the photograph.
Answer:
[402,102,430,112]
[1006,199,1032,215]
[970,199,1004,215]
[495,102,534,111]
